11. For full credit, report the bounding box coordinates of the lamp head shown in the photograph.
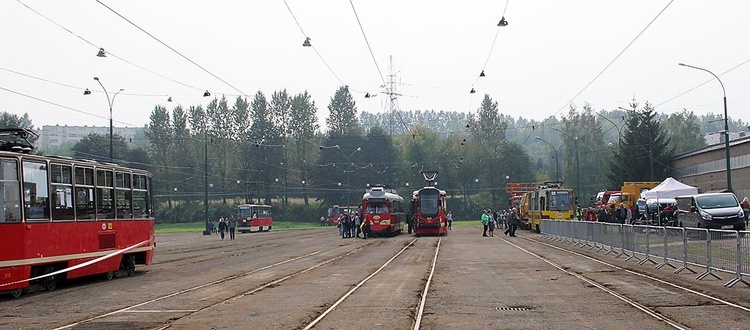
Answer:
[93,77,100,81]
[83,88,92,95]
[203,90,211,97]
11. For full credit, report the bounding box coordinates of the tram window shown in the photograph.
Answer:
[116,188,133,219]
[419,190,440,218]
[96,188,114,220]
[51,164,72,184]
[116,172,131,189]
[96,169,113,188]
[133,174,147,190]
[0,159,21,223]
[366,202,388,214]
[549,191,571,211]
[22,161,50,221]
[75,167,94,186]
[51,185,74,221]
[132,190,148,218]
[75,187,95,220]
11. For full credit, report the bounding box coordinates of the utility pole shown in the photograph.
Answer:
[384,55,402,135]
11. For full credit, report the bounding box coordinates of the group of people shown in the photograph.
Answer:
[337,212,372,239]
[581,204,636,224]
[210,216,237,240]
[480,208,520,237]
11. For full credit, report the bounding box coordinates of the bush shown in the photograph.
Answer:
[272,200,328,223]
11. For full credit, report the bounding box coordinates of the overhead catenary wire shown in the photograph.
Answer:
[16,0,204,93]
[95,0,248,97]
[520,0,675,146]
[472,0,510,87]
[656,55,750,109]
[282,0,352,91]
[349,0,386,87]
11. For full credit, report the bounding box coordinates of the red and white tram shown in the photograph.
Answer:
[0,129,155,298]
[410,187,448,236]
[237,204,273,233]
[361,185,405,237]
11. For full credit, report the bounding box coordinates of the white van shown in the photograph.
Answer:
[674,193,746,231]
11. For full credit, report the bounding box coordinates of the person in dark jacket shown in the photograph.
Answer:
[505,208,519,237]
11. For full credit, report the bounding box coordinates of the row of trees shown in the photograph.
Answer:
[3,86,746,221]
[141,87,537,218]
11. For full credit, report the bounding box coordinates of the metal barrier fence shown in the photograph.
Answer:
[541,220,750,288]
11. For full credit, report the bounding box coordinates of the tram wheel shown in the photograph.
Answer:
[124,256,136,276]
[10,288,25,298]
[103,271,115,281]
[43,266,58,291]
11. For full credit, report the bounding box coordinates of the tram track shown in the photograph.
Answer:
[300,237,442,330]
[510,234,750,329]
[50,241,376,329]
[51,235,384,330]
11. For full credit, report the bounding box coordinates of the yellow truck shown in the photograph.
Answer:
[607,181,659,211]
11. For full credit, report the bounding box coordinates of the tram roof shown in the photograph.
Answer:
[0,150,152,176]
[362,187,404,202]
[238,204,272,208]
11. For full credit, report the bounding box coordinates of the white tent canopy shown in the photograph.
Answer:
[642,177,699,200]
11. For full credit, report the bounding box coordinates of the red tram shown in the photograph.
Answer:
[237,204,273,233]
[0,129,155,298]
[410,186,448,236]
[361,185,405,237]
[326,204,358,226]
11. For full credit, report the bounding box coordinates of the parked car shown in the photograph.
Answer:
[675,193,746,231]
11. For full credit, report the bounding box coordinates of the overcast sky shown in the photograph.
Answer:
[1,0,749,131]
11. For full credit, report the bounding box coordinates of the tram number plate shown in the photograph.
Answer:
[721,225,734,229]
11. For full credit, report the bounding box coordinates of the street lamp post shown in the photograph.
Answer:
[679,63,732,192]
[552,128,580,200]
[203,132,210,235]
[535,136,561,182]
[93,77,123,163]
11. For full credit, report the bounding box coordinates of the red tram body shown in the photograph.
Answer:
[361,186,405,237]
[410,187,448,236]
[0,141,155,298]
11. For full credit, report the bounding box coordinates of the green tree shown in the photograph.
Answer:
[561,103,606,203]
[72,133,129,163]
[145,105,173,206]
[609,101,674,185]
[467,94,508,204]
[0,112,38,146]
[289,91,319,205]
[665,109,705,154]
[171,105,197,198]
[326,86,362,137]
